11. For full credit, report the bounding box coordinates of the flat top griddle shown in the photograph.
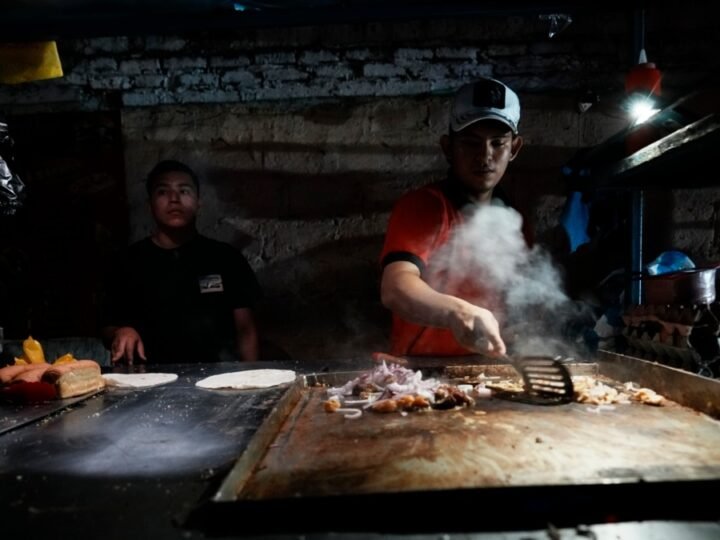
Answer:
[239,385,720,499]
[181,353,720,536]
[190,353,720,533]
[220,368,720,501]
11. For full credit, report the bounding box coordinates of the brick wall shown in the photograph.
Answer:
[1,9,716,112]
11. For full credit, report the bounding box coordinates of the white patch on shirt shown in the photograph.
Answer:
[199,274,224,293]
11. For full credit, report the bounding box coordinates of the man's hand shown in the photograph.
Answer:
[382,261,507,356]
[111,326,147,364]
[448,305,507,357]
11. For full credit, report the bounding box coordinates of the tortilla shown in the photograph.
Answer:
[103,373,178,388]
[195,369,296,390]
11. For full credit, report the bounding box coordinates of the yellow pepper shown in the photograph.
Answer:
[13,357,29,365]
[22,336,45,364]
[53,353,76,365]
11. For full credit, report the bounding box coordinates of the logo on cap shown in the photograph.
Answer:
[450,78,521,134]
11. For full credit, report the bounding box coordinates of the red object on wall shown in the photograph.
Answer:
[625,62,662,97]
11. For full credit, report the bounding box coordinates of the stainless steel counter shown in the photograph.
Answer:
[1,361,297,539]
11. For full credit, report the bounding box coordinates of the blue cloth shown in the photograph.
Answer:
[559,191,590,252]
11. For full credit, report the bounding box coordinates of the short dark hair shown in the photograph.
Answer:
[145,160,200,195]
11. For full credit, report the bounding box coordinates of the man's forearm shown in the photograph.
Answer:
[381,263,473,329]
[381,261,506,355]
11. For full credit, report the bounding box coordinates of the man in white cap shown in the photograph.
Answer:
[379,77,524,357]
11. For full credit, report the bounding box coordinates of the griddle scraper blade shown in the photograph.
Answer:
[500,355,574,405]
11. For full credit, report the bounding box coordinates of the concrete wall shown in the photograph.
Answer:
[1,7,718,359]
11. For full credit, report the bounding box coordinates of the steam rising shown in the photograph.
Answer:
[432,204,588,358]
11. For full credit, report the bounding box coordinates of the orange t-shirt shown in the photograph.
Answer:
[380,180,510,356]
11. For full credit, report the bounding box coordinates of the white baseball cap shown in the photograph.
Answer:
[450,78,521,134]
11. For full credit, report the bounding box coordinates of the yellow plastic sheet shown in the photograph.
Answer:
[0,41,63,84]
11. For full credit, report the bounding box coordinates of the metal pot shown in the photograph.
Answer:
[643,267,717,305]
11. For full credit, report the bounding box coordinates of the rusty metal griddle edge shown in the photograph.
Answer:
[212,378,305,502]
[598,349,720,418]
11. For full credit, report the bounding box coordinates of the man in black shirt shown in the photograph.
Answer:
[102,160,261,364]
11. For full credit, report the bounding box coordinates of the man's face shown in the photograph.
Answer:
[442,121,522,195]
[149,171,199,230]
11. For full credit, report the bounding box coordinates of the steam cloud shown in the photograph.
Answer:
[430,204,589,358]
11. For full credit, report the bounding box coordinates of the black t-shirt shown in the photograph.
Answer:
[104,235,261,363]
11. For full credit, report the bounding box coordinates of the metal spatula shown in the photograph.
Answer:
[497,355,575,405]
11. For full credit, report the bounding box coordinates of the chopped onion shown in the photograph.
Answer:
[336,408,362,419]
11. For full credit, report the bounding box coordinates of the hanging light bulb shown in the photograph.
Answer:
[624,47,662,125]
[627,96,660,124]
